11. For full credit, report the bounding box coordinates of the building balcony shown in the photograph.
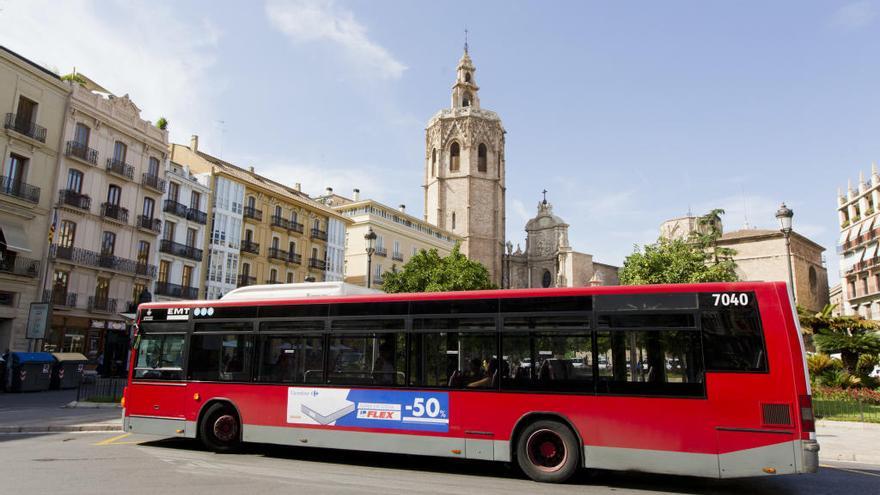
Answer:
[159,239,203,262]
[288,252,302,265]
[373,276,384,286]
[238,274,257,287]
[88,296,117,313]
[264,279,283,285]
[137,215,161,234]
[308,257,326,270]
[58,189,91,211]
[241,240,260,255]
[4,113,47,143]
[106,158,134,180]
[101,202,129,224]
[0,175,40,203]
[163,199,188,218]
[243,206,262,222]
[43,290,77,308]
[186,207,207,225]
[65,141,98,165]
[270,215,289,230]
[155,281,198,300]
[49,244,157,277]
[291,221,304,234]
[268,247,289,263]
[142,173,166,193]
[375,247,387,257]
[310,228,328,241]
[392,252,404,262]
[0,254,40,278]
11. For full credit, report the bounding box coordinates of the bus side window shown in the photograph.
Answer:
[409,318,496,389]
[500,316,593,392]
[257,334,324,384]
[134,333,184,380]
[188,333,254,382]
[701,309,767,372]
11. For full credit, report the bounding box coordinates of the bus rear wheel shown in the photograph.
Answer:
[200,403,240,452]
[516,420,580,483]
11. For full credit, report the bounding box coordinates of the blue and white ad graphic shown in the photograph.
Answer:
[287,387,449,432]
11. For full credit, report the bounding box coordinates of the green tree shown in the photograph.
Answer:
[619,237,739,285]
[691,208,736,264]
[381,243,496,293]
[156,117,168,130]
[799,304,880,375]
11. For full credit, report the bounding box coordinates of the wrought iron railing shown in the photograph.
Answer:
[163,199,188,218]
[238,274,257,287]
[310,228,328,241]
[59,189,91,210]
[392,252,404,262]
[101,202,129,223]
[49,244,156,277]
[155,281,198,299]
[137,215,161,233]
[186,207,207,224]
[142,173,166,193]
[159,239,203,261]
[375,247,388,257]
[308,257,327,270]
[4,113,47,142]
[244,206,263,222]
[241,240,260,255]
[88,296,117,313]
[0,175,40,203]
[106,158,134,180]
[65,140,98,165]
[43,290,77,307]
[268,247,289,262]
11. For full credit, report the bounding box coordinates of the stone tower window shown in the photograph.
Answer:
[542,270,552,288]
[462,92,471,107]
[431,148,437,176]
[452,212,456,230]
[465,72,471,83]
[478,143,487,172]
[450,142,460,171]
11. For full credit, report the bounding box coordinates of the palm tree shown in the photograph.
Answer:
[799,304,880,374]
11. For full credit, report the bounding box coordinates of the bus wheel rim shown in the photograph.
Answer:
[526,428,567,473]
[213,414,237,442]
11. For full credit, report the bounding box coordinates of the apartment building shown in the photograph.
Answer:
[44,75,166,368]
[171,137,350,297]
[319,189,461,288]
[154,160,209,301]
[0,47,70,351]
[838,166,880,319]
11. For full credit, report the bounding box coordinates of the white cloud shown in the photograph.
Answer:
[0,0,223,145]
[831,1,877,30]
[265,0,406,80]
[236,155,387,200]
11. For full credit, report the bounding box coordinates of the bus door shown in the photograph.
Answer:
[127,331,188,435]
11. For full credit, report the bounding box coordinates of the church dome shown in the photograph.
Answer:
[525,200,567,231]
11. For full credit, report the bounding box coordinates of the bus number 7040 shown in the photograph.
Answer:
[711,293,749,306]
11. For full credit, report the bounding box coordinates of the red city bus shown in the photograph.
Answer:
[123,281,818,483]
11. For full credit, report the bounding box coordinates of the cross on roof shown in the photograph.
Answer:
[542,189,548,204]
[464,28,469,53]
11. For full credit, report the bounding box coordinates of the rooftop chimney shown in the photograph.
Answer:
[353,188,360,201]
[399,204,406,213]
[248,166,255,173]
[325,187,333,196]
[190,135,199,152]
[294,183,302,192]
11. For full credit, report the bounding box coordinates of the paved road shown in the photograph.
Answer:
[0,432,877,495]
[0,390,120,427]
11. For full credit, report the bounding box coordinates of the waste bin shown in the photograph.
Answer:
[7,352,54,392]
[50,353,89,389]
[0,354,6,392]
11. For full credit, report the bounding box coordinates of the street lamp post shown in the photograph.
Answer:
[776,203,795,303]
[504,241,513,289]
[364,227,377,288]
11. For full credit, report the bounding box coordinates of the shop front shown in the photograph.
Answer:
[43,316,131,377]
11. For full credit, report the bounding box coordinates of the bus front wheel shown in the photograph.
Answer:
[516,420,580,483]
[200,403,241,452]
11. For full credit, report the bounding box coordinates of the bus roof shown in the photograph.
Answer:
[138,281,788,311]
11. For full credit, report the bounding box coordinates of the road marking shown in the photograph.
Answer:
[820,464,880,478]
[94,432,132,446]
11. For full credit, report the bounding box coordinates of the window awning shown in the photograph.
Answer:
[0,220,31,253]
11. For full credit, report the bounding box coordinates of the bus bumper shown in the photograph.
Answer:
[802,439,820,473]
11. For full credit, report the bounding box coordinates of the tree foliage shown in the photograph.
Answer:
[381,243,496,293]
[156,117,168,130]
[619,238,739,285]
[61,73,87,85]
[799,303,880,374]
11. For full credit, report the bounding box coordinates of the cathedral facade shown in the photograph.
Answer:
[505,197,620,289]
[423,48,506,285]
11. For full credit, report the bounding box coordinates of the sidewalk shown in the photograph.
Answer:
[0,389,121,433]
[816,419,880,465]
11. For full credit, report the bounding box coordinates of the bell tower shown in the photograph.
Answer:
[423,44,506,285]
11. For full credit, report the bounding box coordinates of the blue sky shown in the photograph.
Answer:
[3,0,879,283]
